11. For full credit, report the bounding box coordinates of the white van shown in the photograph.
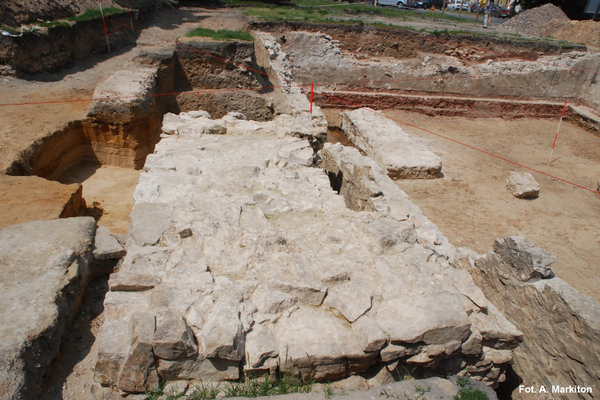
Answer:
[376,0,410,8]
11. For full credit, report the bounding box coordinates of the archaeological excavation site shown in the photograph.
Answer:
[0,1,599,399]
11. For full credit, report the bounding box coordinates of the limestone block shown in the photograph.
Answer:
[444,340,462,355]
[329,375,369,391]
[469,302,523,350]
[380,344,407,363]
[129,202,172,246]
[0,217,96,400]
[157,357,239,381]
[109,272,161,292]
[87,67,158,124]
[177,118,226,136]
[94,226,126,261]
[494,237,556,281]
[323,282,372,323]
[272,307,372,380]
[182,110,212,119]
[367,365,396,387]
[103,291,151,321]
[268,275,327,306]
[277,139,314,166]
[482,347,512,365]
[461,331,483,355]
[506,171,540,199]
[406,352,432,364]
[250,284,297,315]
[425,344,445,357]
[162,113,188,135]
[374,293,471,345]
[244,323,279,368]
[351,315,387,353]
[365,217,417,252]
[152,311,198,360]
[95,115,525,392]
[340,108,442,179]
[117,312,157,392]
[198,296,244,361]
[94,320,130,386]
[470,241,600,395]
[150,285,199,314]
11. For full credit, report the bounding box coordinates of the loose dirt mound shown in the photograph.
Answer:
[500,3,569,36]
[547,20,600,48]
[500,4,600,48]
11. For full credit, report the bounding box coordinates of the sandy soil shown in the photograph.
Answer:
[326,108,600,301]
[0,175,83,229]
[60,164,141,235]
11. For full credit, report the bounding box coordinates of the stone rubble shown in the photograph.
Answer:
[506,171,540,199]
[93,226,126,261]
[93,111,522,394]
[340,108,442,179]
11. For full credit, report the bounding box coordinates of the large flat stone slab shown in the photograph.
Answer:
[0,217,96,400]
[340,108,442,179]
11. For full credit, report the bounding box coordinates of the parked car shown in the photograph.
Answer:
[446,0,470,10]
[490,4,513,17]
[415,0,445,8]
[377,0,409,8]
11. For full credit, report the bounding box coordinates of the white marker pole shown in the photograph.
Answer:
[98,0,111,53]
[547,99,568,166]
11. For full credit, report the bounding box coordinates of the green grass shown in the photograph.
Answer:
[67,7,127,22]
[1,24,20,34]
[188,382,221,400]
[30,6,126,30]
[186,27,254,41]
[220,373,313,397]
[238,0,478,25]
[454,377,489,400]
[39,20,71,28]
[145,380,187,400]
[150,372,312,400]
[415,384,432,399]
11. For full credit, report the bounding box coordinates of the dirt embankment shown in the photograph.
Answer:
[252,21,586,63]
[0,12,145,76]
[0,0,162,27]
[499,3,600,49]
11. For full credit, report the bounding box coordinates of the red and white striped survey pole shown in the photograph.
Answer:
[547,99,568,166]
[98,0,111,53]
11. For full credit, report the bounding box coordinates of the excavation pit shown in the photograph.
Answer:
[2,37,278,234]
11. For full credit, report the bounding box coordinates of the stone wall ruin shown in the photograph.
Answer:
[92,109,523,395]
